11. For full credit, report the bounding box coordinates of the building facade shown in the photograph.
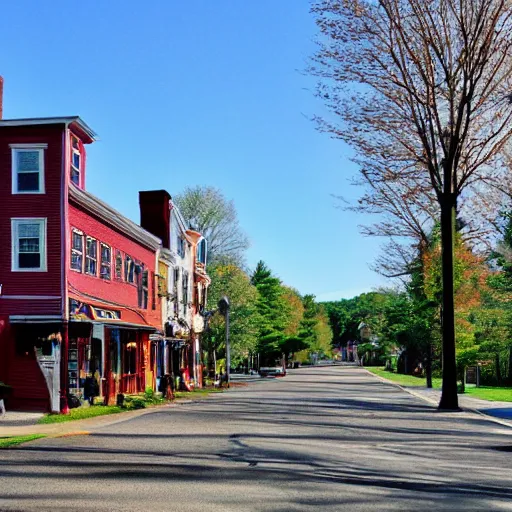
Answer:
[139,191,210,392]
[0,93,208,412]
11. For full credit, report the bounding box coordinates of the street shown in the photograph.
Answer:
[1,366,512,511]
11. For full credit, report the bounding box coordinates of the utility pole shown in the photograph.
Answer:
[218,296,230,388]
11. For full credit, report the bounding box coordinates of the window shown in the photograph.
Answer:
[11,218,47,271]
[182,271,189,313]
[177,237,186,258]
[140,270,149,309]
[173,267,180,291]
[71,230,83,271]
[173,267,180,315]
[100,243,111,280]
[11,144,46,194]
[85,237,97,275]
[151,271,156,310]
[125,255,135,283]
[70,137,81,186]
[197,238,207,264]
[115,250,123,280]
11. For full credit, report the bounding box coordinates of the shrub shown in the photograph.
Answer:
[144,386,154,400]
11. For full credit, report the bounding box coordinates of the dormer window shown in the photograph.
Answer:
[10,144,46,194]
[70,137,81,186]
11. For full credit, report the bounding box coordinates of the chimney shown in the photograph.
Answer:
[139,190,172,249]
[0,76,3,120]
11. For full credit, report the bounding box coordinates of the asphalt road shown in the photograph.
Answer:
[1,367,512,511]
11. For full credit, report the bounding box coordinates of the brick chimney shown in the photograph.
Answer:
[0,76,3,120]
[139,190,172,249]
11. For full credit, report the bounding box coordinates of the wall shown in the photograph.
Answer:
[67,202,161,328]
[0,124,65,317]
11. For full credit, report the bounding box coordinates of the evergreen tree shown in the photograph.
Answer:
[251,261,289,364]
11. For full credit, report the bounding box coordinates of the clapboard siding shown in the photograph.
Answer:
[0,124,64,302]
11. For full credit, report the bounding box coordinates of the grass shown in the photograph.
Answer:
[0,434,46,448]
[37,387,224,424]
[366,366,442,388]
[38,405,124,424]
[174,387,224,400]
[464,386,512,402]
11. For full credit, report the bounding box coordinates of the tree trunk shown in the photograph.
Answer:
[495,353,502,386]
[425,343,433,389]
[438,194,459,410]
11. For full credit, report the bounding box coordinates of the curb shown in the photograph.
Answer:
[364,368,512,430]
[0,390,228,438]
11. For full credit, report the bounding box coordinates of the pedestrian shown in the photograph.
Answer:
[0,398,5,418]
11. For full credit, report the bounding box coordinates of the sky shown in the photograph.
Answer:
[0,0,388,301]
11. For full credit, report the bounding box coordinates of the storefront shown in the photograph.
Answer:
[69,298,157,405]
[0,319,63,412]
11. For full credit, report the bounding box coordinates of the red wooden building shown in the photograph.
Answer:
[0,85,164,411]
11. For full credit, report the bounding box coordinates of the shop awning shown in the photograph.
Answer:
[68,294,158,331]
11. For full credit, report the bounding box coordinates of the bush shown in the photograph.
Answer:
[144,386,154,400]
[123,395,147,410]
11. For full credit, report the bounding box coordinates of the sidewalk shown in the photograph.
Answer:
[405,386,512,425]
[0,401,187,438]
[368,369,512,428]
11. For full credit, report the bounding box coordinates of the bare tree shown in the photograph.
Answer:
[311,0,512,409]
[174,186,250,264]
[338,170,437,278]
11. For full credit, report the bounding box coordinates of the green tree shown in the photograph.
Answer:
[204,263,260,374]
[251,261,289,365]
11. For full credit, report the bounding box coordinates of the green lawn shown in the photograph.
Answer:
[174,388,223,400]
[0,434,46,448]
[38,405,124,424]
[366,367,442,388]
[465,386,512,402]
[38,388,224,424]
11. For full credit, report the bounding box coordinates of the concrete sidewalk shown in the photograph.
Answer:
[367,369,512,428]
[0,401,189,438]
[405,386,512,425]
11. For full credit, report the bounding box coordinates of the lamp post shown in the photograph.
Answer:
[218,296,231,388]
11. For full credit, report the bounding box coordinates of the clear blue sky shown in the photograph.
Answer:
[1,0,388,301]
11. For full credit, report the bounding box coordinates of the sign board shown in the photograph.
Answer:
[466,366,477,385]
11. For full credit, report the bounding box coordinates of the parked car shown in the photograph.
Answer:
[259,366,286,377]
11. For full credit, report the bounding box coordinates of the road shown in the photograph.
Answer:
[1,366,512,511]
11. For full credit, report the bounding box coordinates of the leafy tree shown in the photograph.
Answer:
[174,186,249,264]
[312,305,333,359]
[251,261,289,364]
[311,0,512,409]
[281,287,305,338]
[204,263,260,374]
[423,230,490,383]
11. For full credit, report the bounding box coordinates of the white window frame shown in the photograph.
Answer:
[11,218,47,272]
[70,136,81,187]
[10,143,47,194]
[100,243,111,280]
[85,236,98,276]
[70,229,84,272]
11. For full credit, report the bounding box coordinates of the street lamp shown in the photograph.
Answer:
[218,296,231,388]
